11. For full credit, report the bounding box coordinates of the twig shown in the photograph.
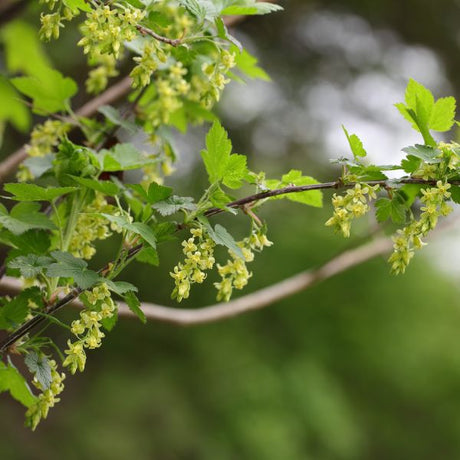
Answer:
[136,25,182,46]
[0,237,393,329]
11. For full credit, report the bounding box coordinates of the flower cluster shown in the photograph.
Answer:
[78,5,144,60]
[325,183,380,237]
[25,358,66,431]
[388,181,452,274]
[170,227,215,302]
[63,284,116,374]
[215,229,273,302]
[68,193,114,260]
[39,0,79,41]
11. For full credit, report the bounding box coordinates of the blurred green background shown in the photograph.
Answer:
[2,0,460,458]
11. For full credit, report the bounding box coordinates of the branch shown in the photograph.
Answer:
[0,76,133,184]
[0,237,393,329]
[136,25,182,46]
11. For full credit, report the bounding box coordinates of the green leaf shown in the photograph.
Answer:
[233,47,270,81]
[24,352,52,390]
[0,287,43,329]
[101,309,118,331]
[136,246,160,266]
[266,170,323,208]
[147,182,173,203]
[0,229,50,255]
[179,0,207,20]
[4,183,77,202]
[0,361,37,408]
[342,126,367,158]
[8,254,53,278]
[152,196,196,216]
[375,193,407,224]
[105,280,138,295]
[63,0,92,13]
[201,120,233,183]
[23,155,53,178]
[450,185,460,204]
[2,20,51,78]
[0,202,56,235]
[47,251,100,289]
[100,214,157,249]
[100,144,156,172]
[401,145,441,163]
[221,2,283,15]
[11,67,77,114]
[98,105,137,133]
[70,176,120,196]
[429,97,456,132]
[206,224,244,259]
[0,76,30,133]
[201,121,249,188]
[123,291,146,324]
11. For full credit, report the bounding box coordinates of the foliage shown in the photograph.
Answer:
[0,0,460,433]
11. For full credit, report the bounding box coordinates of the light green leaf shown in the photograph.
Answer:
[0,76,30,132]
[152,196,196,216]
[105,280,138,295]
[429,97,456,132]
[4,183,77,202]
[63,0,92,13]
[0,287,43,329]
[233,47,270,81]
[100,144,156,172]
[221,2,283,15]
[11,67,77,114]
[342,126,367,158]
[0,361,37,408]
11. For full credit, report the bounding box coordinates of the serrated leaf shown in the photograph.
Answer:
[123,291,146,323]
[147,182,173,203]
[11,68,77,114]
[402,145,441,163]
[0,229,50,255]
[152,196,196,216]
[0,361,37,408]
[47,251,100,289]
[0,202,56,235]
[8,254,53,278]
[375,193,407,224]
[105,280,138,295]
[429,97,456,132]
[342,126,367,158]
[221,2,283,15]
[24,352,52,390]
[100,214,157,249]
[266,170,323,208]
[100,144,156,172]
[179,0,206,20]
[136,246,160,266]
[63,0,92,12]
[450,185,460,204]
[4,183,77,202]
[206,224,244,259]
[70,176,119,196]
[232,47,270,81]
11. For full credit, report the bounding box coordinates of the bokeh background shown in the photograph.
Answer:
[2,0,460,458]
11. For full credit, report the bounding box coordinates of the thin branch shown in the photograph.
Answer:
[0,237,393,329]
[136,25,182,46]
[0,76,133,184]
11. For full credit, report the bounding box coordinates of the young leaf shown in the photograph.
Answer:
[24,352,52,390]
[4,183,77,202]
[136,246,160,266]
[401,145,441,163]
[47,251,100,289]
[70,176,120,196]
[232,48,270,81]
[147,182,173,203]
[342,126,367,158]
[375,193,407,224]
[429,97,456,132]
[100,144,156,172]
[0,361,37,408]
[105,281,138,295]
[123,291,146,323]
[221,2,283,15]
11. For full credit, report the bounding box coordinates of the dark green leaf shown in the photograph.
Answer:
[123,291,146,323]
[152,196,196,216]
[0,287,43,329]
[24,352,52,390]
[8,254,53,278]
